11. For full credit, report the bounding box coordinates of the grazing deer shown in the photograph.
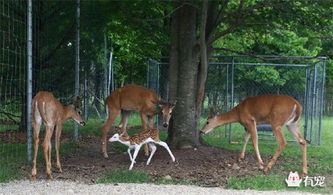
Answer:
[101,85,176,158]
[31,91,86,179]
[108,128,176,170]
[200,94,307,177]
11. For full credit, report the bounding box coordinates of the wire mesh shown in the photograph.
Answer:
[0,0,118,180]
[0,0,27,181]
[147,56,326,146]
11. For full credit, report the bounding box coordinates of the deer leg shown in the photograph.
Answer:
[55,124,63,173]
[264,126,286,173]
[140,113,149,129]
[148,115,154,128]
[43,126,53,179]
[119,110,130,136]
[140,113,150,156]
[247,123,264,170]
[239,131,251,161]
[287,123,308,177]
[146,143,157,165]
[144,116,155,156]
[156,141,175,162]
[127,148,135,163]
[101,109,120,158]
[129,144,142,170]
[31,120,41,179]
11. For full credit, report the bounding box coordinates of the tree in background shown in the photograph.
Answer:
[167,0,332,148]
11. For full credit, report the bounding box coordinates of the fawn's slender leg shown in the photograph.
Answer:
[156,141,175,162]
[239,131,251,161]
[55,124,63,173]
[129,145,142,170]
[264,125,286,173]
[101,109,120,158]
[287,122,308,177]
[146,143,157,165]
[127,148,134,162]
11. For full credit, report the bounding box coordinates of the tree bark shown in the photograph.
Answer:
[167,0,199,148]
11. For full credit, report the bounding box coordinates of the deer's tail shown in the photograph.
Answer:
[293,103,302,123]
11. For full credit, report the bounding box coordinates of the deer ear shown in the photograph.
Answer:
[74,96,81,109]
[157,100,168,106]
[171,100,177,107]
[209,106,216,117]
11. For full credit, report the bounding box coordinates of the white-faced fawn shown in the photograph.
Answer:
[109,128,175,170]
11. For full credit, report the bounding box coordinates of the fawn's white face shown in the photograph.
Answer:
[109,133,120,142]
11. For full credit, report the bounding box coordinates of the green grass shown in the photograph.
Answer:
[98,168,150,183]
[0,140,77,182]
[1,113,332,193]
[0,144,26,182]
[202,116,333,193]
[98,168,196,185]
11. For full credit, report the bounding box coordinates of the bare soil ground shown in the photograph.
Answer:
[1,130,275,187]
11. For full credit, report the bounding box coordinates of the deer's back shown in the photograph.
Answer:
[105,85,158,111]
[129,128,159,145]
[32,91,64,122]
[237,94,301,124]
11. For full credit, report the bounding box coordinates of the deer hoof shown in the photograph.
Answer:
[263,166,270,173]
[259,164,264,170]
[31,175,37,181]
[300,172,308,179]
[103,153,109,158]
[47,174,53,180]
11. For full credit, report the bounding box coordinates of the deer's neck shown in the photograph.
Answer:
[61,106,71,123]
[218,107,239,125]
[119,136,131,145]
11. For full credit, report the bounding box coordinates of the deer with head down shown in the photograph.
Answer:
[31,91,86,179]
[101,85,176,158]
[200,94,307,177]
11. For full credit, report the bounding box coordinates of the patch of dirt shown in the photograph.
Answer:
[19,134,272,187]
[0,130,74,144]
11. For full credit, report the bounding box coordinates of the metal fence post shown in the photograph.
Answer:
[26,0,33,162]
[318,61,326,145]
[108,51,113,93]
[74,0,80,141]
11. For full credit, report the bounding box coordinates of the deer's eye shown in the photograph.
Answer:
[206,121,209,125]
[78,111,82,115]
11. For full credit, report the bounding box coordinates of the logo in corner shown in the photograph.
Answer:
[285,171,302,187]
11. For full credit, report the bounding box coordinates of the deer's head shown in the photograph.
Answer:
[153,100,177,128]
[200,107,219,135]
[67,96,86,126]
[109,133,120,142]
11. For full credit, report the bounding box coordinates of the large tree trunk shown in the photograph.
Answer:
[167,0,200,148]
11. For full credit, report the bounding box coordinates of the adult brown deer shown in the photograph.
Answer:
[101,85,176,158]
[31,91,86,179]
[200,94,307,177]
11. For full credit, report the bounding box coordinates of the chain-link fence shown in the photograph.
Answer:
[0,0,28,181]
[0,0,116,181]
[147,55,326,146]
